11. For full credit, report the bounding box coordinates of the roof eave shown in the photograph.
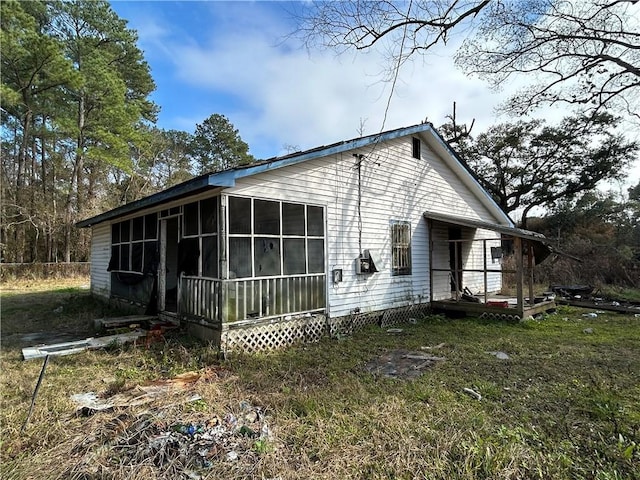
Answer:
[76,124,435,228]
[75,173,235,228]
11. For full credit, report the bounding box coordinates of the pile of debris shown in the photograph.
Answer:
[365,347,445,380]
[66,370,273,479]
[123,406,269,469]
[69,402,272,479]
[551,285,640,314]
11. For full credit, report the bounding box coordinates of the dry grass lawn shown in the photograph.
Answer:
[1,279,639,479]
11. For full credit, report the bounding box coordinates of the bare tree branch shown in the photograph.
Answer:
[292,0,639,119]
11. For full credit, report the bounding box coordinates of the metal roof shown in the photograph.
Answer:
[77,123,509,228]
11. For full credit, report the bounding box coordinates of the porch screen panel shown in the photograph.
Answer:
[132,217,144,241]
[183,201,199,236]
[202,236,218,278]
[283,203,305,235]
[227,196,325,280]
[120,244,130,271]
[181,197,219,278]
[144,213,158,239]
[307,239,324,273]
[254,200,280,235]
[200,197,217,234]
[229,196,251,234]
[307,206,324,236]
[255,237,281,276]
[284,238,306,274]
[131,243,143,272]
[229,238,251,278]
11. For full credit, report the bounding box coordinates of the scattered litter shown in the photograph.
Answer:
[365,349,445,380]
[583,328,594,334]
[408,318,418,324]
[226,451,239,461]
[581,313,598,318]
[71,370,212,414]
[487,351,510,360]
[386,328,404,335]
[421,343,445,350]
[611,301,621,307]
[75,401,273,475]
[486,300,509,308]
[53,306,63,314]
[635,314,640,318]
[463,387,482,400]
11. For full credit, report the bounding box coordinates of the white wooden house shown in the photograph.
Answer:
[77,123,551,351]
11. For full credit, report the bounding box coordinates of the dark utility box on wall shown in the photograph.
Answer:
[355,250,378,275]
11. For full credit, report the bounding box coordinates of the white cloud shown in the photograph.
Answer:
[119,2,639,187]
[166,17,512,157]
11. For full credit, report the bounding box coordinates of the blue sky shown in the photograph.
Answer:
[110,1,520,159]
[109,1,639,187]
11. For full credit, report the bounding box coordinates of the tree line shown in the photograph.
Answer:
[1,0,253,263]
[2,0,639,287]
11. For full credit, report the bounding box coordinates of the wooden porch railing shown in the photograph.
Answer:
[180,276,222,322]
[180,274,326,324]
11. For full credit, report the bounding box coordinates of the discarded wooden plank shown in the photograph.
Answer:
[401,354,446,361]
[556,299,640,314]
[97,315,158,330]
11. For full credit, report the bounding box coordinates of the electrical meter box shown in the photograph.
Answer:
[355,250,379,275]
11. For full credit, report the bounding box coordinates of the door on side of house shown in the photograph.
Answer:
[159,216,180,313]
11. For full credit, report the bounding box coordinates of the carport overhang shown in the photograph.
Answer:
[423,211,552,264]
[423,211,556,318]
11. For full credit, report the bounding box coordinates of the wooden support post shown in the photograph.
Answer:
[219,195,228,325]
[528,242,535,307]
[428,219,434,303]
[514,236,524,318]
[454,240,460,301]
[483,239,488,304]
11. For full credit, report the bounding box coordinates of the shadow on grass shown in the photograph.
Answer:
[1,287,130,349]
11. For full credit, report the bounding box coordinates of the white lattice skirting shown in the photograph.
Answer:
[328,304,431,336]
[220,304,431,353]
[221,314,328,353]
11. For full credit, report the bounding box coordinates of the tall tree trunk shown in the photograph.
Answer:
[15,110,33,263]
[30,131,41,262]
[65,93,85,262]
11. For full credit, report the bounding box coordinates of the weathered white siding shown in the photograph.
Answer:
[90,222,111,299]
[226,134,501,317]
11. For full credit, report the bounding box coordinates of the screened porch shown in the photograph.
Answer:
[175,195,327,326]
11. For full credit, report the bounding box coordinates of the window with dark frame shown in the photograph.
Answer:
[412,137,421,159]
[391,221,412,276]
